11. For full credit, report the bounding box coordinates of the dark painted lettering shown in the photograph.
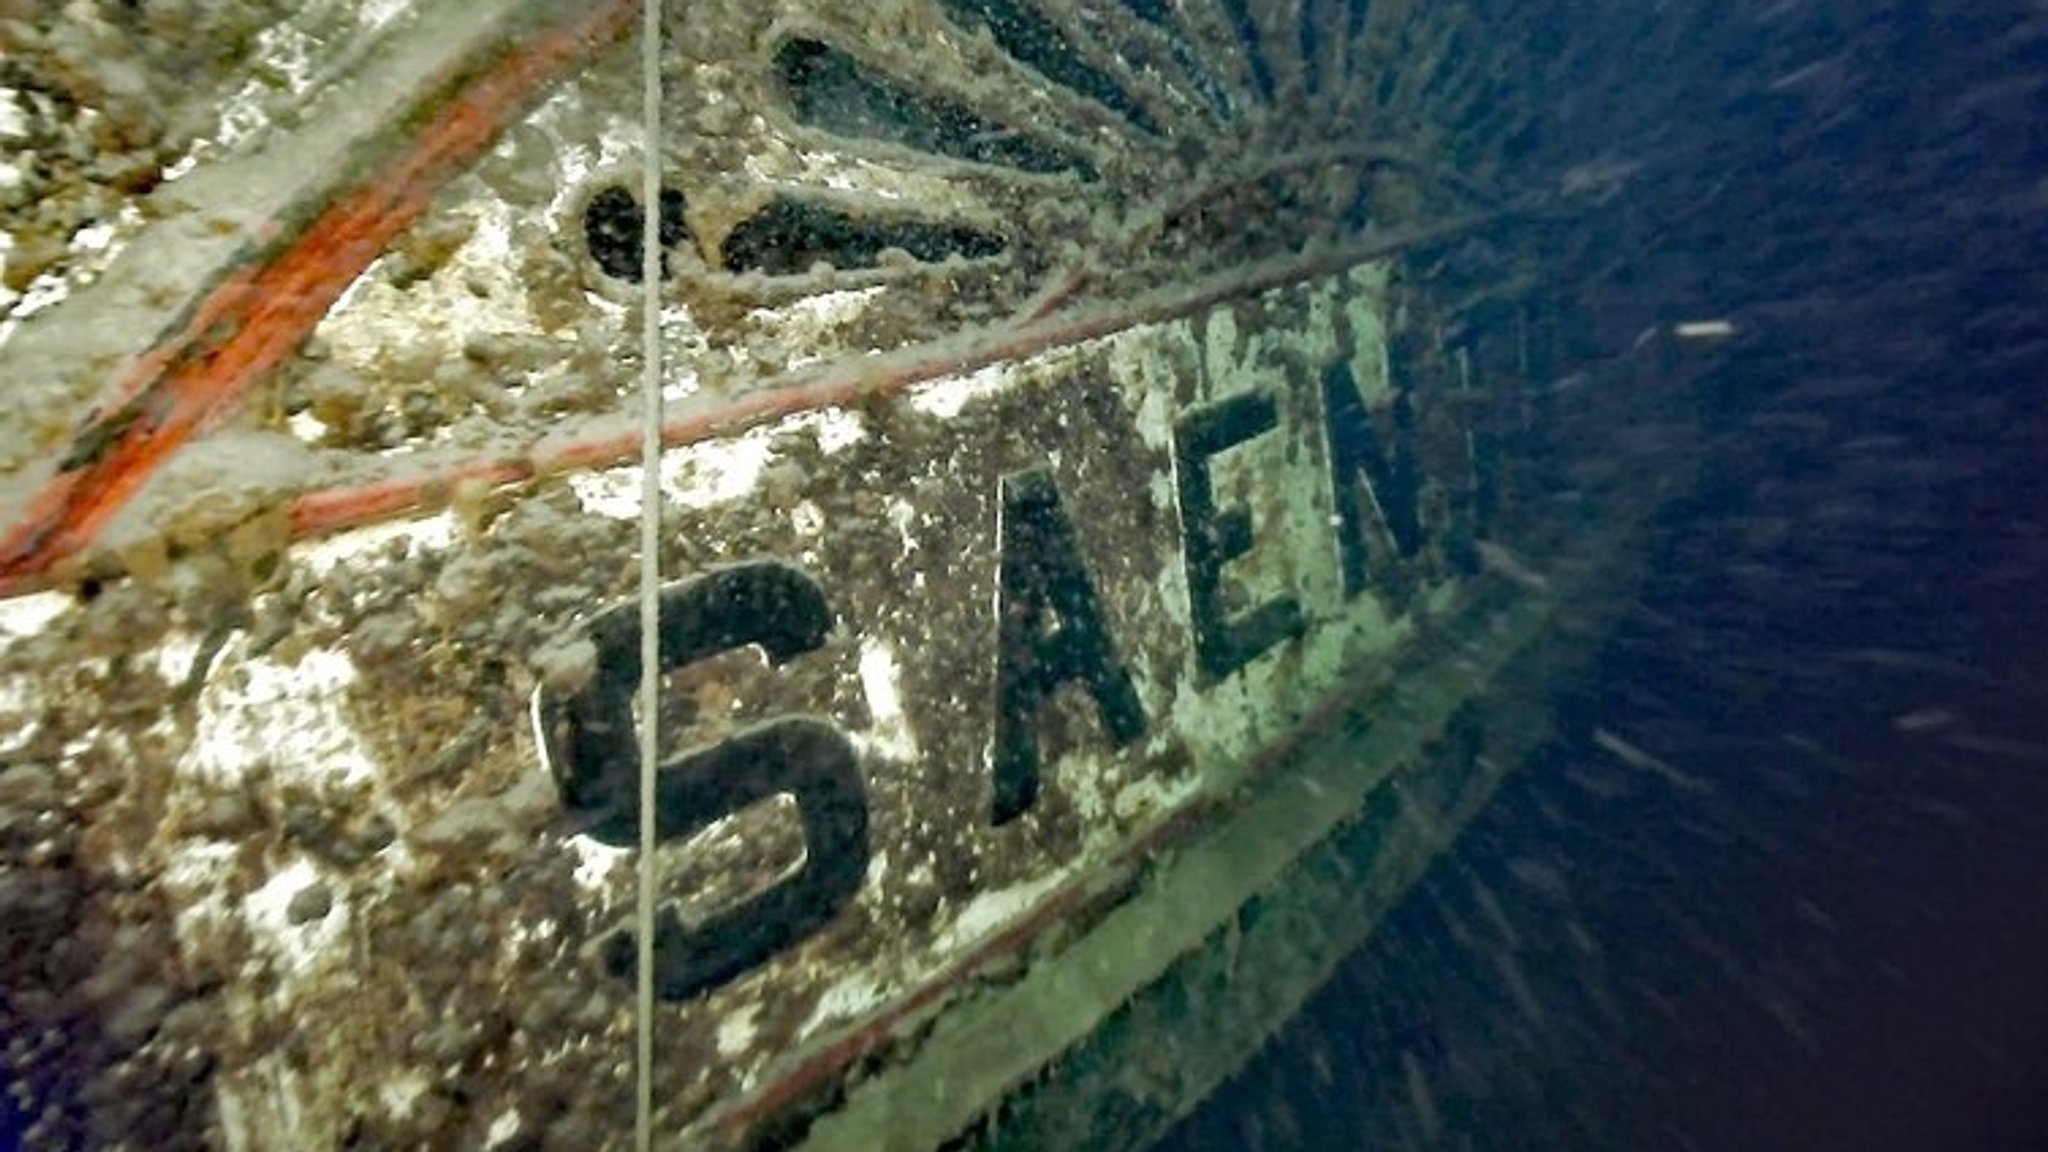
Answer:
[1174,390,1304,684]
[521,299,1531,994]
[1321,358,1420,599]
[992,465,1146,825]
[534,561,868,1001]
[599,717,866,1000]
[582,183,690,283]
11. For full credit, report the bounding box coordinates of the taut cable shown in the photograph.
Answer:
[634,0,663,1148]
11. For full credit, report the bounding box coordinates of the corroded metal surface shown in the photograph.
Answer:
[3,257,1522,1148]
[0,0,1534,593]
[0,3,1620,1150]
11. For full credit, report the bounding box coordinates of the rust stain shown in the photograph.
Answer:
[0,0,636,598]
[284,214,1501,552]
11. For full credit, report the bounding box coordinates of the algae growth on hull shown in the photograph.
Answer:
[0,1,1732,1149]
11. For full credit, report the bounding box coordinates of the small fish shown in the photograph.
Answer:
[1891,707,1959,733]
[1943,731,2048,761]
[1767,53,1849,92]
[1592,728,1712,792]
[1557,154,1643,204]
[1836,647,1987,680]
[1673,319,1737,340]
[1474,539,1551,592]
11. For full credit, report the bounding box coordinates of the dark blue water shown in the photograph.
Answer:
[4,3,2042,1149]
[1165,1,2048,1148]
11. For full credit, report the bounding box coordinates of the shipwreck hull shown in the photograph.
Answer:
[0,2,1705,1148]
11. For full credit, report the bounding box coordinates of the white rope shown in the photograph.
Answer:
[634,0,664,1147]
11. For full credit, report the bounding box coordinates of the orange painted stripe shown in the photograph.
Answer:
[0,0,634,594]
[282,214,1502,548]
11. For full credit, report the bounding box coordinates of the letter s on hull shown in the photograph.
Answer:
[531,561,869,1001]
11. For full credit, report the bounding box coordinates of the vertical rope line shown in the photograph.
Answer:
[634,0,663,1148]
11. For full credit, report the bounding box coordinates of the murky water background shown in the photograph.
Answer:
[1168,1,2048,1148]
